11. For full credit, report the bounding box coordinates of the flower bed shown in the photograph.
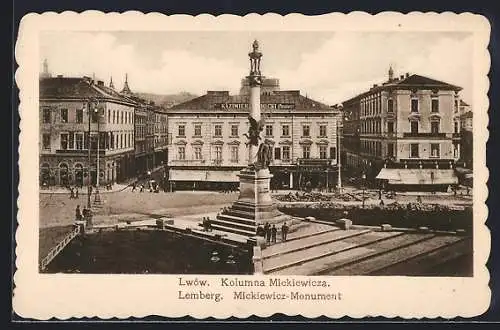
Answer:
[278,202,473,232]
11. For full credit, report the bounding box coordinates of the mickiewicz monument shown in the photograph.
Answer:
[211,40,292,239]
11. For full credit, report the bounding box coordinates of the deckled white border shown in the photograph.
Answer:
[14,11,491,319]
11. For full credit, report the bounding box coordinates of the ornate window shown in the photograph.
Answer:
[178,146,186,160]
[282,146,290,160]
[230,146,239,163]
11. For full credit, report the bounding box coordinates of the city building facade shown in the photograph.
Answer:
[39,75,136,187]
[341,68,462,191]
[166,78,341,191]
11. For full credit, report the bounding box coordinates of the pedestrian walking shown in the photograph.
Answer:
[75,205,82,221]
[271,225,277,243]
[70,187,75,199]
[281,222,289,242]
[75,188,79,199]
[131,182,137,192]
[140,184,144,193]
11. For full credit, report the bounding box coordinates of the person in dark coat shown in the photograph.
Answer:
[70,187,75,199]
[264,223,271,243]
[281,222,289,242]
[271,225,277,243]
[75,205,82,221]
[75,188,79,199]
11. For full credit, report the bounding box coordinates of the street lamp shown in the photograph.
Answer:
[362,173,366,208]
[94,102,102,205]
[86,97,102,208]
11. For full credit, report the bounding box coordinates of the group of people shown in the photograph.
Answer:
[131,181,160,193]
[68,187,80,199]
[257,222,290,244]
[74,205,91,221]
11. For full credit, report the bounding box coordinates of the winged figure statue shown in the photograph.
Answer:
[243,115,265,147]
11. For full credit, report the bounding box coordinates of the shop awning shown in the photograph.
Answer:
[376,168,401,181]
[206,170,239,182]
[169,169,207,181]
[169,169,240,182]
[396,169,458,185]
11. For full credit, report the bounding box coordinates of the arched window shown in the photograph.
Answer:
[74,163,83,187]
[59,163,69,186]
[40,163,50,186]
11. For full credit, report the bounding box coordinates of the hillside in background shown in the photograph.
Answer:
[135,92,198,108]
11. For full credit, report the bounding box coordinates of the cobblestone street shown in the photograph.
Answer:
[39,190,238,228]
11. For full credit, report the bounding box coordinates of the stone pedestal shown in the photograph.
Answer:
[210,167,292,237]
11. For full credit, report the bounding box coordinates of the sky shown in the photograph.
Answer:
[40,31,474,105]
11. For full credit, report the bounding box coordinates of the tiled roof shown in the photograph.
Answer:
[343,74,462,104]
[169,90,332,112]
[39,77,136,105]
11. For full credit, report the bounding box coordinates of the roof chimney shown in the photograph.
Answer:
[405,72,410,78]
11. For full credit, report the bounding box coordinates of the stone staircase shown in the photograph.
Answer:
[260,222,471,276]
[210,200,292,237]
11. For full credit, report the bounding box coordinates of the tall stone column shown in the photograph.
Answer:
[248,87,261,164]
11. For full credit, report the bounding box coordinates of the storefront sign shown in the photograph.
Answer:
[214,103,296,110]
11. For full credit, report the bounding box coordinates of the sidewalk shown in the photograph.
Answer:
[39,183,130,195]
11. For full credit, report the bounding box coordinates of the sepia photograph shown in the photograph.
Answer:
[38,30,474,276]
[14,12,490,319]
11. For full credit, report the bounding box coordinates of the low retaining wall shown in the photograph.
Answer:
[278,203,473,232]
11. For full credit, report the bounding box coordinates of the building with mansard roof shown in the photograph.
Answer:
[39,75,138,187]
[166,77,342,191]
[341,68,463,191]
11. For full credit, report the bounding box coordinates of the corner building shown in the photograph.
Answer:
[341,68,461,191]
[39,76,136,187]
[167,79,341,191]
